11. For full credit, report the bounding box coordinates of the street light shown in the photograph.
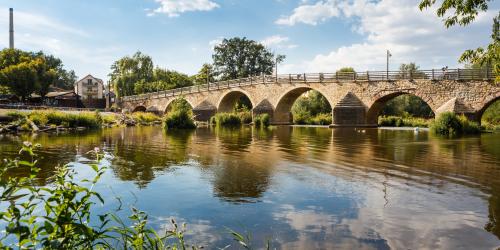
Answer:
[386,50,392,80]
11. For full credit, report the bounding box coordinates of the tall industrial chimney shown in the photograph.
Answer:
[9,8,14,49]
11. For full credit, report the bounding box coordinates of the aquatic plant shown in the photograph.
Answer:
[378,115,430,128]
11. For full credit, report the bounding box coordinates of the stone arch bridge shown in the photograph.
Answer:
[121,68,498,126]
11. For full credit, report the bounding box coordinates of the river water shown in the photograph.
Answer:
[0,126,499,249]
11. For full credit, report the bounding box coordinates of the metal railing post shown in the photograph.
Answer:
[367,71,370,81]
[303,73,306,83]
[432,69,435,80]
[289,74,291,84]
[457,68,461,80]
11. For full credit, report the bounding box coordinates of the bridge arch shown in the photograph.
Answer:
[164,98,194,114]
[366,91,435,125]
[217,90,255,113]
[477,92,500,124]
[132,105,147,113]
[274,87,333,124]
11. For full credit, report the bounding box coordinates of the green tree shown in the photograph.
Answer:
[110,51,154,97]
[291,90,332,124]
[192,63,214,85]
[336,67,355,73]
[419,0,499,81]
[0,59,40,101]
[212,37,285,80]
[398,62,426,78]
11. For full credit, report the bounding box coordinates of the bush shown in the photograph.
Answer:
[292,109,311,125]
[430,112,480,135]
[163,98,196,129]
[212,113,242,127]
[254,113,270,128]
[378,115,430,127]
[237,111,252,124]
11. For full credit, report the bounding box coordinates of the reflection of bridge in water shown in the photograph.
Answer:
[121,68,499,126]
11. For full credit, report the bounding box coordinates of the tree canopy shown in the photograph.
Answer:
[110,52,194,97]
[419,0,499,81]
[212,37,285,80]
[0,49,76,100]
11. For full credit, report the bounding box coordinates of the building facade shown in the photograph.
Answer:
[74,75,104,100]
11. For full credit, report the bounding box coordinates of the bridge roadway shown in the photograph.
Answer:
[120,68,499,126]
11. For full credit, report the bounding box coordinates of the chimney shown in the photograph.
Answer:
[9,8,14,49]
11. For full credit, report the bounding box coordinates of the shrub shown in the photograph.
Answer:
[163,98,196,129]
[292,109,310,125]
[28,111,49,126]
[237,111,252,124]
[212,113,242,127]
[430,112,480,135]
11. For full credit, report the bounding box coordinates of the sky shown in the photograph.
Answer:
[0,0,497,82]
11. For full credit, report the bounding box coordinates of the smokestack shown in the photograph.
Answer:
[9,8,14,49]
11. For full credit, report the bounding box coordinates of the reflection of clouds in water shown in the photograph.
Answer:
[344,180,500,249]
[273,204,389,249]
[154,216,220,246]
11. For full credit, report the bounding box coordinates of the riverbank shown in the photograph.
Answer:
[0,109,162,134]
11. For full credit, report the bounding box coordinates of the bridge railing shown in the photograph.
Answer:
[122,68,494,102]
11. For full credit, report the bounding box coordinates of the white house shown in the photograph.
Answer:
[74,75,105,100]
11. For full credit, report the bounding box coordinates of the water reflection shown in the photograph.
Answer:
[0,126,499,248]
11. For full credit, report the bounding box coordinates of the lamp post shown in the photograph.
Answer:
[386,50,392,80]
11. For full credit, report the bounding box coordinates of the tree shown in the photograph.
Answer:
[192,63,215,85]
[212,37,285,80]
[110,52,154,98]
[398,63,426,79]
[419,0,499,81]
[336,67,355,73]
[0,59,40,101]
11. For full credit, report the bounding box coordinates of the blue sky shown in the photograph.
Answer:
[0,0,497,81]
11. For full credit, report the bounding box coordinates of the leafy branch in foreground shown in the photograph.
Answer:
[0,143,261,249]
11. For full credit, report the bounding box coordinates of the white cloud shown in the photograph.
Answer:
[208,37,223,50]
[261,35,298,50]
[277,0,496,73]
[150,0,219,17]
[275,0,341,26]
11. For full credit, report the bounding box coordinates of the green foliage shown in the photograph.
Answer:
[378,115,430,127]
[212,113,242,126]
[110,52,194,97]
[419,1,499,81]
[8,110,104,129]
[430,112,481,135]
[309,113,332,125]
[6,110,26,120]
[253,114,270,128]
[291,90,332,125]
[130,112,161,124]
[482,100,500,125]
[0,49,77,99]
[212,37,285,80]
[336,67,355,73]
[163,98,197,129]
[381,95,434,118]
[237,111,253,124]
[398,63,427,79]
[192,63,215,85]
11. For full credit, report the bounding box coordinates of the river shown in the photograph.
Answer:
[0,126,499,249]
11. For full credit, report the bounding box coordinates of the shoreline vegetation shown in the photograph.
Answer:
[0,110,162,134]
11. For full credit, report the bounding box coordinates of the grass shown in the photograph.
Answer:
[129,112,161,124]
[378,115,431,127]
[7,110,103,129]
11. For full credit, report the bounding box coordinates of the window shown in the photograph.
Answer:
[87,79,92,85]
